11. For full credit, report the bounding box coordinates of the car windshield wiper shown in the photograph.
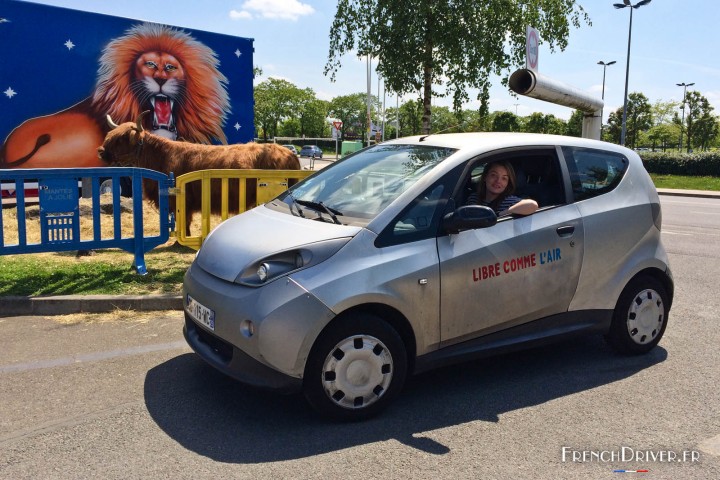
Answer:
[286,193,305,218]
[295,199,343,225]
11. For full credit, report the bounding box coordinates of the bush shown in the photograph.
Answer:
[639,151,720,176]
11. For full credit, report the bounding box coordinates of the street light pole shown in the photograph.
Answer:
[677,82,694,152]
[598,60,616,137]
[614,0,651,146]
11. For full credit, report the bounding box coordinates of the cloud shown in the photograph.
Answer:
[230,0,314,21]
[229,10,253,20]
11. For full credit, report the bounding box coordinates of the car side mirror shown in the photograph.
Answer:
[443,205,497,234]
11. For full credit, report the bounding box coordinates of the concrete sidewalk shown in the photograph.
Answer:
[1,188,718,316]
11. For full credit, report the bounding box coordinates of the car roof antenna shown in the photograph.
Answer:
[419,123,466,142]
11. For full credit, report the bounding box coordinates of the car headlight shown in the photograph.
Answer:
[235,238,350,287]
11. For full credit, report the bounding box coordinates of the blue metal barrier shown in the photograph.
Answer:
[0,167,173,274]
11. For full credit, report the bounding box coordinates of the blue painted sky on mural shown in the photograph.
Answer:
[4,0,719,122]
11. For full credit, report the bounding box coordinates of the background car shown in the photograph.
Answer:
[183,133,673,421]
[282,144,299,156]
[299,145,323,158]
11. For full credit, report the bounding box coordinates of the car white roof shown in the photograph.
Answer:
[383,132,635,158]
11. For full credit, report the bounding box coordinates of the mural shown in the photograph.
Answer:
[0,0,254,170]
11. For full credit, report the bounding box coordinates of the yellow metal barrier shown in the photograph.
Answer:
[173,169,315,250]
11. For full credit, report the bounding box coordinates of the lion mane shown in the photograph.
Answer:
[92,23,230,144]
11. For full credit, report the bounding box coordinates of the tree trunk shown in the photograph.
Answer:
[421,10,433,135]
[422,63,432,135]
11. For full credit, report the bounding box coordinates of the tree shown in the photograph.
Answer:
[606,110,622,143]
[523,112,565,134]
[326,0,590,134]
[566,110,584,137]
[683,91,717,152]
[297,94,330,138]
[328,93,376,142]
[625,93,652,149]
[647,100,680,151]
[606,92,651,148]
[254,78,299,141]
[398,99,424,137]
[429,106,464,133]
[492,111,520,132]
[646,124,679,152]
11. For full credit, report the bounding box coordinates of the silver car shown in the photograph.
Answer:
[183,133,673,420]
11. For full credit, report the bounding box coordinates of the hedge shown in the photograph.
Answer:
[639,151,720,176]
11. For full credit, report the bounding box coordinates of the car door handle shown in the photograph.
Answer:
[556,225,575,237]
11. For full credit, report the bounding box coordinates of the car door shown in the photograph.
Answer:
[437,150,585,346]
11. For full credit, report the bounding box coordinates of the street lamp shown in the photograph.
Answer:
[677,82,694,152]
[614,0,652,146]
[598,60,616,136]
[598,60,616,100]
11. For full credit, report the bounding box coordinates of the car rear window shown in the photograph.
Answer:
[562,146,628,202]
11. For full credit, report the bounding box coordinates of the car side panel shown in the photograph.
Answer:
[568,171,669,311]
[292,229,442,355]
[437,203,585,345]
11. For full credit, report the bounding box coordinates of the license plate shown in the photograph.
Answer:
[186,294,215,331]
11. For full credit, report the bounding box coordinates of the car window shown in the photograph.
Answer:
[460,149,565,211]
[561,146,628,201]
[280,144,456,226]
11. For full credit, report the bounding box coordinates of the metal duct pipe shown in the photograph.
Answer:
[509,69,603,140]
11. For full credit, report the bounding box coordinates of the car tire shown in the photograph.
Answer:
[303,313,407,421]
[605,275,669,354]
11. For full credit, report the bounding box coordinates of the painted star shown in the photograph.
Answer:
[234,122,241,131]
[235,49,242,58]
[64,39,75,50]
[4,87,17,98]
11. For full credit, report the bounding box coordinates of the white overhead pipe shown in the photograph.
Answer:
[509,68,603,140]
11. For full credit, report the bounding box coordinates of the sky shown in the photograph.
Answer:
[7,0,719,124]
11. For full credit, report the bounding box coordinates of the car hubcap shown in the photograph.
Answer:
[626,288,664,344]
[321,335,393,409]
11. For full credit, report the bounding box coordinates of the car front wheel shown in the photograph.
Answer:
[303,313,407,421]
[606,275,669,354]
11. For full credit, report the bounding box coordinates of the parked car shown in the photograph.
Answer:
[183,133,673,421]
[283,144,299,156]
[300,145,323,158]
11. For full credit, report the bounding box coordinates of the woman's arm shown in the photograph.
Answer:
[505,198,538,216]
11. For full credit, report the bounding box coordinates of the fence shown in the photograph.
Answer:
[173,169,314,250]
[1,167,314,273]
[0,167,172,274]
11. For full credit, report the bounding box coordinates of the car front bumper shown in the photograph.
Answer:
[183,313,302,393]
[182,261,337,392]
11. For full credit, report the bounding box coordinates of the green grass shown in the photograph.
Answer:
[0,241,194,296]
[1,173,717,297]
[649,174,720,191]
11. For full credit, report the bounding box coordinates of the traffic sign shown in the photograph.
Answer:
[526,26,539,72]
[333,121,343,130]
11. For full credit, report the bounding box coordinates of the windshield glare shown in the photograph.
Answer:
[280,144,456,225]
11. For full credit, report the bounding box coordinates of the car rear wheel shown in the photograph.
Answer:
[606,275,669,354]
[303,313,407,421]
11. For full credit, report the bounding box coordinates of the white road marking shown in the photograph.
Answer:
[0,341,188,374]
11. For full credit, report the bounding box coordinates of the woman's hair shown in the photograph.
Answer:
[477,160,517,211]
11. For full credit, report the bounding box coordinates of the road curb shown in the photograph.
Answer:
[0,294,183,317]
[657,189,720,199]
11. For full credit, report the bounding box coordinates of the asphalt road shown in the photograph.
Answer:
[0,195,718,480]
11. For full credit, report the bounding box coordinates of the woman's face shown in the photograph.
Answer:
[485,164,509,200]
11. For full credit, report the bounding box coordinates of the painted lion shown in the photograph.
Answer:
[1,23,230,169]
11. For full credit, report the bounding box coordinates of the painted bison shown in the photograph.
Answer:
[97,113,301,234]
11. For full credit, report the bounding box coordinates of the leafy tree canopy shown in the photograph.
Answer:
[326,0,590,134]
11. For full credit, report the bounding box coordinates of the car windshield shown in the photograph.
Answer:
[277,143,456,225]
